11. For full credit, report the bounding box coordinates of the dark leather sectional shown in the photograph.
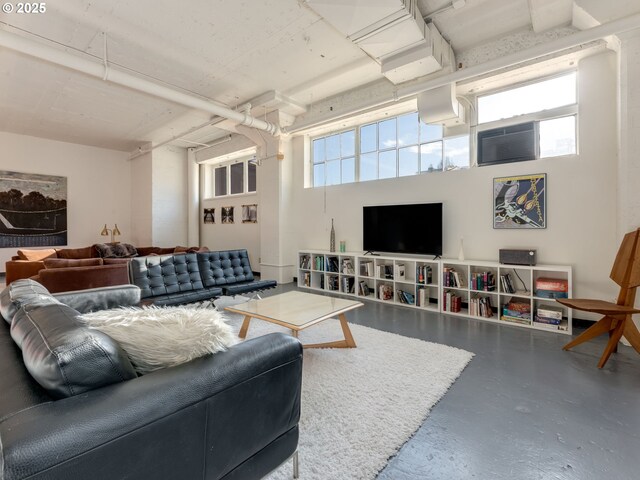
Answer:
[128,249,277,306]
[0,279,302,480]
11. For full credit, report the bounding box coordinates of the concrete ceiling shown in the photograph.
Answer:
[0,0,636,152]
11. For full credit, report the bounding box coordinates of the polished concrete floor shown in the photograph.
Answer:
[275,284,640,480]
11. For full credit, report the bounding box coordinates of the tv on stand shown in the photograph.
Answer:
[363,203,442,258]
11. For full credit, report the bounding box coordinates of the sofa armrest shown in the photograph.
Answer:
[5,260,45,285]
[53,284,141,313]
[0,333,303,480]
[32,264,130,293]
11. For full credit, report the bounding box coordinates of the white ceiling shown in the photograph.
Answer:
[0,0,637,152]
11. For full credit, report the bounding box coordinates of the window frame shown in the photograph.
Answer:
[475,71,578,164]
[207,157,258,199]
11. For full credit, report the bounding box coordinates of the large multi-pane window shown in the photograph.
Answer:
[211,158,257,197]
[476,71,577,165]
[313,130,356,187]
[312,112,470,187]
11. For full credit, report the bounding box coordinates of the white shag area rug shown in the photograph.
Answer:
[223,313,474,480]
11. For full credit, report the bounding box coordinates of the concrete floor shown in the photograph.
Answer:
[276,284,640,480]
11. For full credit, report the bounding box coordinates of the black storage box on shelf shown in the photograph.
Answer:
[499,249,537,266]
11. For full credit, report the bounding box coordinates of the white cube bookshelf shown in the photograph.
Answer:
[298,251,572,335]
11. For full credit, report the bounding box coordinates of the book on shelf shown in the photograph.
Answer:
[499,273,516,294]
[396,290,415,305]
[533,314,561,325]
[416,265,433,285]
[394,263,406,281]
[442,290,462,313]
[314,256,324,271]
[536,305,563,320]
[360,261,374,277]
[327,275,339,291]
[358,280,371,297]
[377,264,393,279]
[501,314,532,325]
[417,287,427,307]
[443,267,465,288]
[378,284,393,301]
[535,278,568,298]
[303,272,310,287]
[341,258,355,275]
[470,296,494,318]
[532,321,559,331]
[327,256,340,273]
[471,271,495,291]
[342,276,355,294]
[300,255,311,269]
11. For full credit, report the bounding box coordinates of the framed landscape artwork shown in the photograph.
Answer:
[493,173,546,229]
[0,170,68,247]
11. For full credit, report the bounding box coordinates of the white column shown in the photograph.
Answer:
[617,31,640,340]
[187,148,200,246]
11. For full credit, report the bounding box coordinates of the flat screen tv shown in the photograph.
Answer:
[363,203,442,256]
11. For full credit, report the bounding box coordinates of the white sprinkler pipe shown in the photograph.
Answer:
[0,29,281,136]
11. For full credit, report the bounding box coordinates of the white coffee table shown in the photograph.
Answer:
[225,291,363,348]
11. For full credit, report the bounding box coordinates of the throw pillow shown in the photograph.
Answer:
[79,306,237,374]
[17,248,57,261]
[44,258,104,269]
[94,243,138,258]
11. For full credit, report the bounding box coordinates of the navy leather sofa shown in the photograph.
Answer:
[0,279,302,480]
[129,249,277,306]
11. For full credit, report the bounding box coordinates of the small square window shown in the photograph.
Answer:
[230,163,244,194]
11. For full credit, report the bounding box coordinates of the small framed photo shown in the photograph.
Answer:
[203,208,215,224]
[242,204,257,223]
[493,173,546,229]
[221,206,234,224]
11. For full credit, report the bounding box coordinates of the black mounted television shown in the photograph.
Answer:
[363,203,442,256]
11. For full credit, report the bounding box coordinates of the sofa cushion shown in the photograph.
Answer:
[129,253,204,299]
[197,250,254,287]
[17,248,57,261]
[79,306,237,375]
[103,257,132,265]
[56,246,96,259]
[10,302,137,398]
[94,243,138,258]
[0,279,60,325]
[223,280,277,296]
[44,258,104,269]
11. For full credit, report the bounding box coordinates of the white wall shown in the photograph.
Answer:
[0,132,132,270]
[291,51,619,301]
[200,188,261,271]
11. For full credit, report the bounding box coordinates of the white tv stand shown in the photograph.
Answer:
[297,250,572,335]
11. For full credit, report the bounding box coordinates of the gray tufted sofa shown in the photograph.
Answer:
[128,249,277,306]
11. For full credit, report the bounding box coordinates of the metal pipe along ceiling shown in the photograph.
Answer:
[0,29,281,136]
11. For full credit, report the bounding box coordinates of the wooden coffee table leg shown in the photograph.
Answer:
[338,313,357,348]
[238,315,252,339]
[304,314,357,349]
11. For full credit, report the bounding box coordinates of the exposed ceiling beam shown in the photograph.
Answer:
[528,0,573,33]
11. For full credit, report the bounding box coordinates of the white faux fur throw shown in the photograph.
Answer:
[79,306,237,374]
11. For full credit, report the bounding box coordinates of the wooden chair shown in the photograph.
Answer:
[557,228,640,368]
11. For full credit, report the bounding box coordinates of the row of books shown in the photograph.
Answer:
[300,255,311,269]
[326,275,339,291]
[443,290,462,312]
[417,265,433,285]
[416,287,433,307]
[341,276,355,294]
[533,305,566,330]
[501,299,531,325]
[535,278,569,299]
[470,271,495,291]
[378,264,394,279]
[499,273,517,294]
[314,256,325,271]
[302,271,310,287]
[358,280,372,296]
[397,289,415,305]
[341,258,355,275]
[443,267,465,288]
[360,261,374,277]
[469,296,494,318]
[326,256,340,273]
[378,284,393,301]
